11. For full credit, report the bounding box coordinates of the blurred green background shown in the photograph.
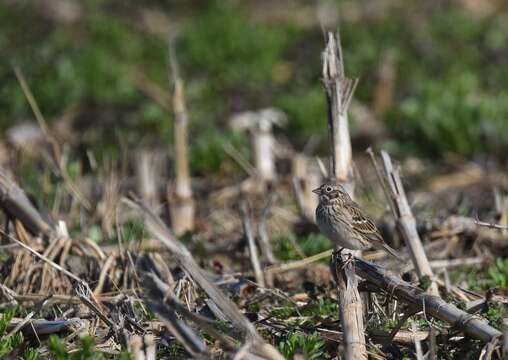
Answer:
[1,0,508,175]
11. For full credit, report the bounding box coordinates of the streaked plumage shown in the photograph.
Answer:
[313,181,402,261]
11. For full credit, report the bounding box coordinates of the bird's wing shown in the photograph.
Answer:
[347,201,384,242]
[346,201,403,262]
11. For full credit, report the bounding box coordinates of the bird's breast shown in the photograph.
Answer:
[315,205,368,250]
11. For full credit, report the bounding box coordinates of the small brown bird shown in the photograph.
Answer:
[313,181,402,261]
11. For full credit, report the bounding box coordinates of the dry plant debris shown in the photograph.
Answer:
[1,16,508,360]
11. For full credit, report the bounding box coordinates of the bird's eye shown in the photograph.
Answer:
[325,186,332,192]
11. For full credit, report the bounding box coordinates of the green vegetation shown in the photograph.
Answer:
[0,312,132,360]
[277,86,327,144]
[156,341,188,359]
[119,219,146,243]
[485,303,508,330]
[48,335,131,359]
[2,1,508,176]
[181,2,291,89]
[268,296,339,324]
[301,297,339,321]
[278,331,328,360]
[449,258,508,332]
[366,316,398,333]
[487,257,508,288]
[274,233,332,261]
[396,73,508,157]
[189,130,249,176]
[0,308,28,359]
[459,258,508,291]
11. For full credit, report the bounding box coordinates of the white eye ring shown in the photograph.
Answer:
[326,186,332,192]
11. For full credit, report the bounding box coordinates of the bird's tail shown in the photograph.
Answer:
[380,243,404,262]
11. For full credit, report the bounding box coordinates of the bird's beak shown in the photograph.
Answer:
[312,188,320,194]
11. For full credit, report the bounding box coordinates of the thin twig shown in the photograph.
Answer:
[168,37,195,236]
[402,257,485,274]
[315,157,329,179]
[292,177,313,222]
[379,150,439,296]
[94,255,116,295]
[223,142,257,177]
[240,201,265,287]
[258,193,277,264]
[13,66,51,138]
[365,147,397,219]
[412,322,424,360]
[76,287,118,331]
[13,291,139,305]
[266,249,333,274]
[168,37,192,200]
[473,213,508,230]
[13,66,91,210]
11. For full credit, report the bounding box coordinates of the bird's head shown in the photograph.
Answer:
[312,181,350,204]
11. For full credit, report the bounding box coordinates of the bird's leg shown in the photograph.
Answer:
[339,250,355,272]
[331,247,355,273]
[332,246,345,259]
[330,246,345,284]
